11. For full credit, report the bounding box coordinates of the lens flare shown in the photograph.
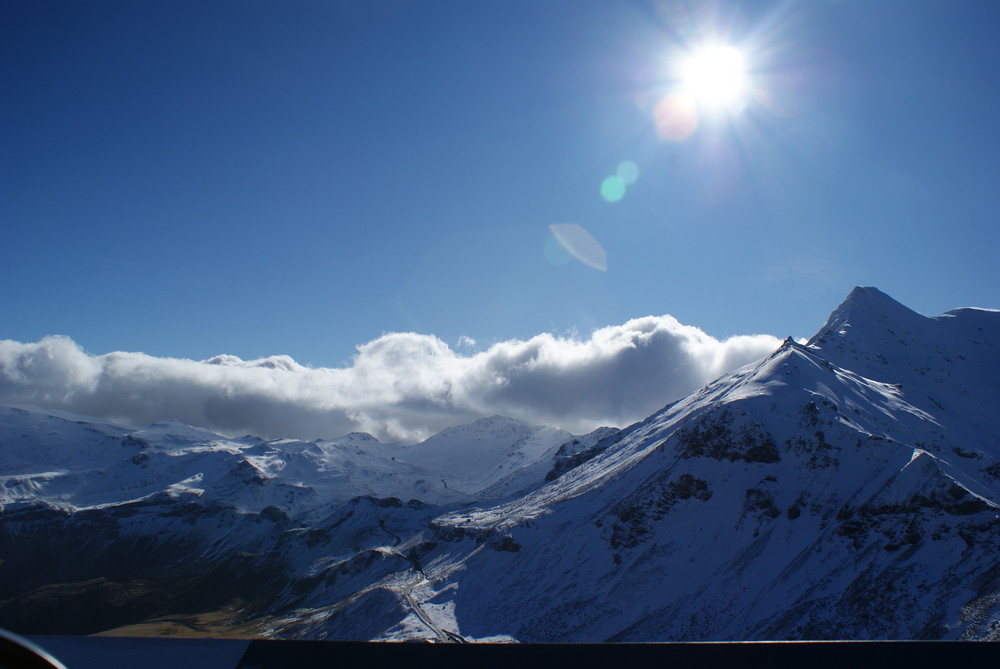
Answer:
[543,234,572,266]
[600,176,626,203]
[548,224,608,272]
[616,160,640,185]
[654,93,698,141]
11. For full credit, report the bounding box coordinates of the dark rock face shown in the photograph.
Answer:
[546,427,623,482]
[608,471,713,556]
[675,410,780,463]
[0,501,289,635]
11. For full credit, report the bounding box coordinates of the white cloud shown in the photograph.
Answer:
[0,318,782,442]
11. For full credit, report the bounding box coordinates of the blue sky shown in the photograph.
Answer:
[2,1,999,438]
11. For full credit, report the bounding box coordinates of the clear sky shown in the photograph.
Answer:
[2,1,999,440]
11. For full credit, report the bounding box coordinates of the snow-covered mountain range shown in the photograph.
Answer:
[2,287,999,641]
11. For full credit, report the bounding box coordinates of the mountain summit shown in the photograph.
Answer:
[401,288,1000,641]
[2,287,999,641]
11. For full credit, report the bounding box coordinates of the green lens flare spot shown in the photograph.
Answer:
[600,175,626,203]
[616,160,639,185]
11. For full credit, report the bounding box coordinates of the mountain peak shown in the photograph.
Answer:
[842,285,911,312]
[834,285,920,322]
[807,286,923,349]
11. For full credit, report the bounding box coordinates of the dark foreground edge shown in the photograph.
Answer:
[22,637,999,669]
[237,640,995,668]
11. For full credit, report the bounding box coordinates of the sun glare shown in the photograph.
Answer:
[679,44,747,110]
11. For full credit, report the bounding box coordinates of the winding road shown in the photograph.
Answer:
[385,544,468,644]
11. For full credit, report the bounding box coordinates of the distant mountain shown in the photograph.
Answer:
[2,287,999,641]
[0,409,569,636]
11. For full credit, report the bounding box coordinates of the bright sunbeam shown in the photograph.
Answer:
[679,44,747,110]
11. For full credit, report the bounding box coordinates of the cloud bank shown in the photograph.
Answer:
[0,317,781,442]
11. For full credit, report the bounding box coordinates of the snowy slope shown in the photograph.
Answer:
[347,288,1000,642]
[0,410,570,514]
[3,287,999,641]
[0,408,579,635]
[395,416,572,498]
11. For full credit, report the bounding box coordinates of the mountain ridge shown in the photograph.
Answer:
[2,286,999,640]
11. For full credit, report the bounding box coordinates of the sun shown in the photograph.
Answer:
[678,44,748,111]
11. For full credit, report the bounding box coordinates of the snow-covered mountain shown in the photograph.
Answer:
[2,287,999,641]
[0,409,569,513]
[0,409,569,635]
